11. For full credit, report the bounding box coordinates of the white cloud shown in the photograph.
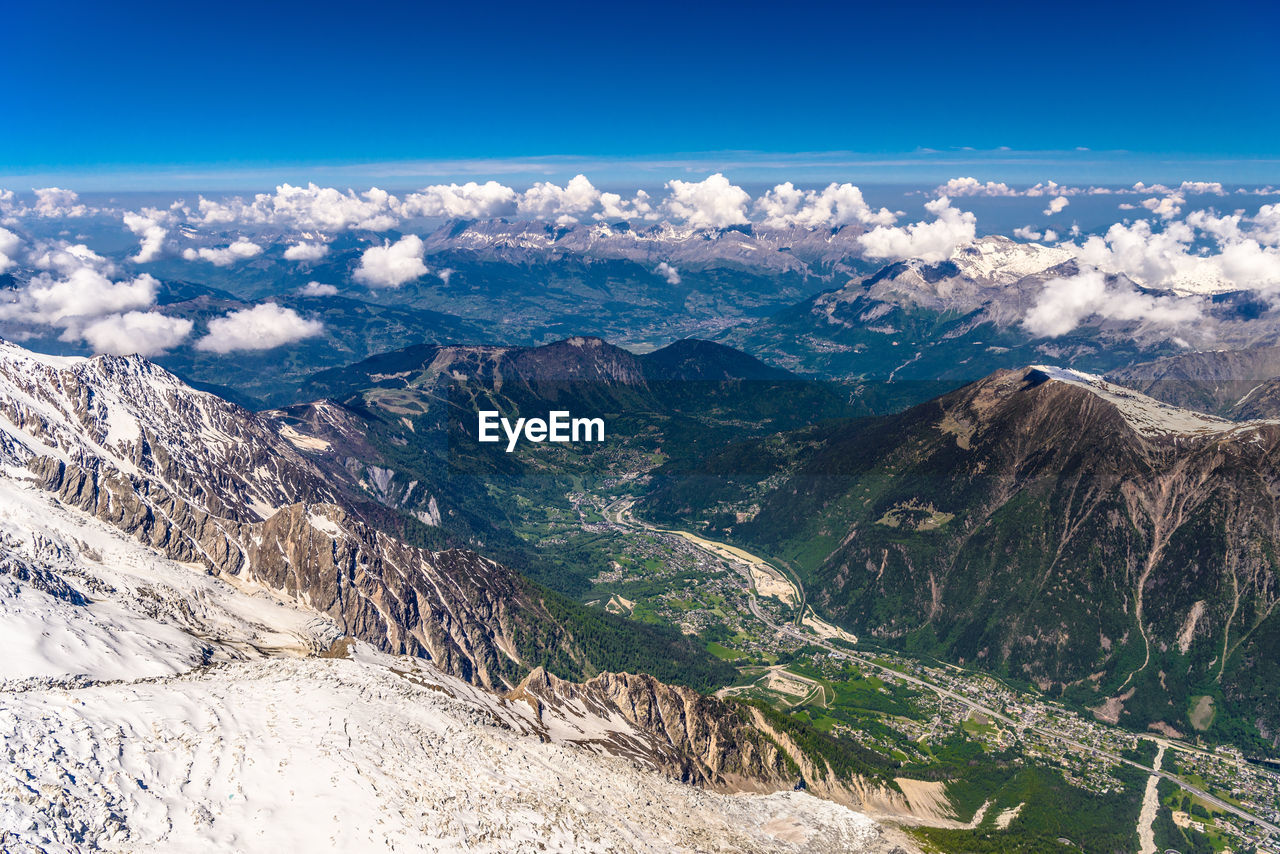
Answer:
[1012,226,1058,242]
[29,241,116,277]
[517,175,600,225]
[755,182,896,229]
[182,238,264,266]
[1023,269,1203,337]
[1248,204,1280,246]
[0,227,21,273]
[271,184,397,231]
[194,184,400,231]
[856,197,977,263]
[193,196,259,226]
[353,234,427,288]
[1068,217,1280,294]
[0,241,197,356]
[80,311,192,356]
[1074,220,1193,286]
[123,209,171,263]
[402,181,518,219]
[1023,181,1069,198]
[283,241,329,261]
[596,190,654,221]
[1184,210,1242,242]
[195,303,324,353]
[1141,194,1184,219]
[663,174,750,229]
[655,262,681,285]
[1179,181,1226,196]
[0,267,159,336]
[300,281,339,296]
[1043,196,1070,216]
[937,177,1016,197]
[931,179,1172,201]
[32,188,88,218]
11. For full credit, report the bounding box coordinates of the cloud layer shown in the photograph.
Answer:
[1023,270,1203,338]
[81,311,193,356]
[196,303,324,353]
[857,197,976,262]
[182,238,264,266]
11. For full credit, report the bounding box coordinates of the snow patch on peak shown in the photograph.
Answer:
[952,236,1073,284]
[1030,365,1252,436]
[306,509,345,538]
[0,338,338,522]
[0,338,87,369]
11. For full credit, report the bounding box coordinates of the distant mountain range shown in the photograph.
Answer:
[1108,345,1280,418]
[717,237,1280,398]
[10,220,1279,415]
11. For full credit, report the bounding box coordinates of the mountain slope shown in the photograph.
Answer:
[0,340,729,690]
[644,366,1280,747]
[1107,345,1280,417]
[0,336,927,850]
[0,465,911,852]
[279,336,859,596]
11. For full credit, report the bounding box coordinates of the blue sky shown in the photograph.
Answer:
[3,0,1278,187]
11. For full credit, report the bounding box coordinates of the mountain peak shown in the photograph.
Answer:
[639,338,794,382]
[1027,364,1256,436]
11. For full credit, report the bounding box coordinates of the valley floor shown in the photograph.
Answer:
[575,489,1280,851]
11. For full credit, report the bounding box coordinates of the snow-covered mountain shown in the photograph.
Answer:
[0,338,921,852]
[0,472,911,852]
[0,341,563,688]
[719,235,1280,393]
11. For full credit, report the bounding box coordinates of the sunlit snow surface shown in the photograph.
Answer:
[0,477,333,685]
[1,655,897,853]
[1033,364,1280,436]
[0,472,907,852]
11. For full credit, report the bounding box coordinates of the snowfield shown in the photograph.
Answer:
[0,470,913,852]
[1,655,902,853]
[1032,364,1280,436]
[0,474,335,687]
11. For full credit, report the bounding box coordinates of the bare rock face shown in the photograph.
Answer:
[509,666,799,792]
[0,344,340,518]
[0,342,581,690]
[744,708,909,815]
[507,667,913,817]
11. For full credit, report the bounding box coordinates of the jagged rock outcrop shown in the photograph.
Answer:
[0,341,594,690]
[507,667,918,815]
[510,666,800,792]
